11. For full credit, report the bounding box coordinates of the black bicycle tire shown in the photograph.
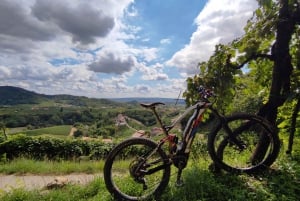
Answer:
[104,137,171,201]
[207,113,280,173]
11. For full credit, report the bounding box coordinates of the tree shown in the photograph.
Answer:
[73,130,83,138]
[232,0,300,157]
[185,0,300,154]
[0,121,8,140]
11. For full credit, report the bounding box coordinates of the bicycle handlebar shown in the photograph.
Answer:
[198,85,216,100]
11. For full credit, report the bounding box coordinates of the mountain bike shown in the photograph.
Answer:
[104,86,280,201]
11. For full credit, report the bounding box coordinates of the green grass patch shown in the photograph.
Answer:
[0,158,104,175]
[0,155,299,201]
[22,125,72,137]
[7,127,27,134]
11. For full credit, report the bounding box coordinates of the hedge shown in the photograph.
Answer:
[0,134,114,161]
[0,134,209,162]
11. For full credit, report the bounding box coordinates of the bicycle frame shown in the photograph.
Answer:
[139,100,215,186]
[175,101,212,153]
[149,101,213,155]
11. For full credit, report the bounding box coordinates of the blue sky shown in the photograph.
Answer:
[0,0,258,98]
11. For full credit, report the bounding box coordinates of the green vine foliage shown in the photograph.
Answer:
[184,44,239,114]
[278,99,300,136]
[184,0,300,143]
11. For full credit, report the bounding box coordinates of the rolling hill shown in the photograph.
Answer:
[0,86,185,129]
[0,86,119,107]
[0,86,47,105]
[0,86,185,106]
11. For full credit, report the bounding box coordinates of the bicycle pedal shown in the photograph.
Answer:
[175,179,184,187]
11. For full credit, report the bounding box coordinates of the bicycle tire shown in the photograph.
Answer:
[104,137,171,201]
[207,113,280,173]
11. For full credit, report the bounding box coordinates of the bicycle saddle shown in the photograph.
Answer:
[140,102,165,109]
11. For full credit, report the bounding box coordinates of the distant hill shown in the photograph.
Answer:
[0,86,118,106]
[0,86,186,128]
[111,97,185,105]
[0,86,48,105]
[0,86,185,107]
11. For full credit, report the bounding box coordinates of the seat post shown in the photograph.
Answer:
[140,102,168,136]
[151,107,168,136]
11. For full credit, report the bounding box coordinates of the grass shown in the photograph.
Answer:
[0,158,104,175]
[0,135,299,201]
[0,178,113,201]
[0,155,299,201]
[7,127,27,134]
[19,125,72,137]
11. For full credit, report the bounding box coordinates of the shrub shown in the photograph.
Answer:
[0,134,114,161]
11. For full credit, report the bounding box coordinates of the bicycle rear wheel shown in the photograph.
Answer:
[104,137,171,201]
[208,113,280,173]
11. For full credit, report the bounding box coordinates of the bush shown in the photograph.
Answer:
[73,130,83,138]
[0,134,114,161]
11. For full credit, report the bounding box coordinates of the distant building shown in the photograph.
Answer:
[115,114,127,126]
[132,130,146,138]
[150,127,163,136]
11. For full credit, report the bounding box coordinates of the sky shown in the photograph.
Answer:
[0,0,258,98]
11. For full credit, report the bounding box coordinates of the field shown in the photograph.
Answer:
[8,125,73,139]
[21,125,72,137]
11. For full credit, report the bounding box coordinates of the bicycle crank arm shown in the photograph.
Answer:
[143,163,171,175]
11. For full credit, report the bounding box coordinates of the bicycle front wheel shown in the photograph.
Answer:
[104,137,171,201]
[208,113,280,173]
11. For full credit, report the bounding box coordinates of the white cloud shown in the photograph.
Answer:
[167,0,258,74]
[141,48,159,62]
[134,85,151,94]
[88,52,136,74]
[32,0,115,45]
[160,38,171,44]
[153,78,186,98]
[0,0,135,96]
[0,0,259,98]
[139,63,168,81]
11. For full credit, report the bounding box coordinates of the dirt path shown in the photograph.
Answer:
[69,127,77,136]
[0,173,101,192]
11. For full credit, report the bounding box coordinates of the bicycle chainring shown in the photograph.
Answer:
[172,153,188,169]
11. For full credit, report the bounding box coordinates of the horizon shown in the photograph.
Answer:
[0,0,258,99]
[0,85,185,100]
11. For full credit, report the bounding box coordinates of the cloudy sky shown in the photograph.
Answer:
[0,0,258,98]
